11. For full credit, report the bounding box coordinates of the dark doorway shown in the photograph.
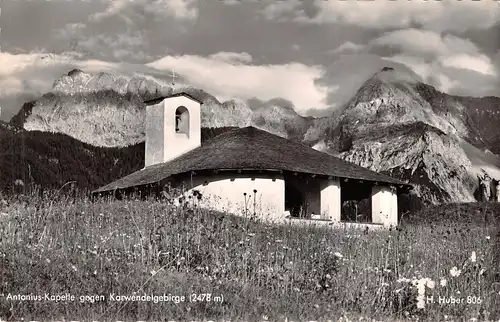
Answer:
[340,180,372,223]
[285,181,306,217]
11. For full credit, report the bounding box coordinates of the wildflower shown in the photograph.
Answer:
[450,266,461,277]
[440,279,447,287]
[416,295,425,309]
[416,280,426,295]
[486,236,491,240]
[426,279,435,289]
[470,251,477,263]
[334,252,343,259]
[71,264,77,272]
[479,269,485,276]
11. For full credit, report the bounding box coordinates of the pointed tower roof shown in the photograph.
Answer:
[144,92,204,106]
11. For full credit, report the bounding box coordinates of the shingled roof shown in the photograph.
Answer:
[93,126,412,193]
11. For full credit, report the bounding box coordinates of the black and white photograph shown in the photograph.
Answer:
[0,0,500,320]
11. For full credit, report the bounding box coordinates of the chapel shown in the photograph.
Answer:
[93,92,413,228]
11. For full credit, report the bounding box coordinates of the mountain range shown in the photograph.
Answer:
[3,67,500,207]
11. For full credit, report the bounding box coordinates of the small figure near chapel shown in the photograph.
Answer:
[496,180,500,202]
[478,171,494,201]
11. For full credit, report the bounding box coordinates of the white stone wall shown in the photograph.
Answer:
[167,173,398,229]
[320,178,341,222]
[391,189,398,226]
[173,173,286,221]
[145,95,201,167]
[163,96,201,163]
[371,185,398,227]
[145,103,165,167]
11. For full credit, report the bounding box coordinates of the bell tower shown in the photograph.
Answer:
[144,92,202,167]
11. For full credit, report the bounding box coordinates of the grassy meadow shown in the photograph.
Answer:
[0,190,499,321]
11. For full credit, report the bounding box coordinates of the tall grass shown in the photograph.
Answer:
[0,190,498,321]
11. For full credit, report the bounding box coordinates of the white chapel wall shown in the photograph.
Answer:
[171,173,286,220]
[163,96,201,163]
[145,95,202,168]
[320,178,341,221]
[371,185,398,227]
[145,103,165,167]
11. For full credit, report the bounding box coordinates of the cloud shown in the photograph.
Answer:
[382,53,499,97]
[53,20,154,62]
[439,54,497,77]
[371,29,480,58]
[147,53,330,114]
[56,23,87,40]
[90,0,199,23]
[89,0,131,23]
[328,41,366,55]
[155,0,198,21]
[263,0,500,33]
[209,52,253,64]
[381,55,460,93]
[78,31,153,61]
[0,51,331,119]
[368,28,498,95]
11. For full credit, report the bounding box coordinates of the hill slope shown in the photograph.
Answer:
[0,124,234,192]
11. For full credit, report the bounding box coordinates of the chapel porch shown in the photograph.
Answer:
[283,172,403,228]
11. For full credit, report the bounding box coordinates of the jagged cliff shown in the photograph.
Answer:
[10,69,310,147]
[314,67,500,204]
[8,67,500,205]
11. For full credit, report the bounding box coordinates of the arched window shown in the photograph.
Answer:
[175,106,189,134]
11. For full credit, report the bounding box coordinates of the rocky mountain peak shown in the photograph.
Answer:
[11,69,310,147]
[67,69,85,77]
[335,65,473,144]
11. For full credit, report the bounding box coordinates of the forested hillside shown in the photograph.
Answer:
[0,126,235,193]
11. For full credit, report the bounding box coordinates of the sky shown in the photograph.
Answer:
[1,0,500,121]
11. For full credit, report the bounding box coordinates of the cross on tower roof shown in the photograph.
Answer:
[169,70,177,91]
